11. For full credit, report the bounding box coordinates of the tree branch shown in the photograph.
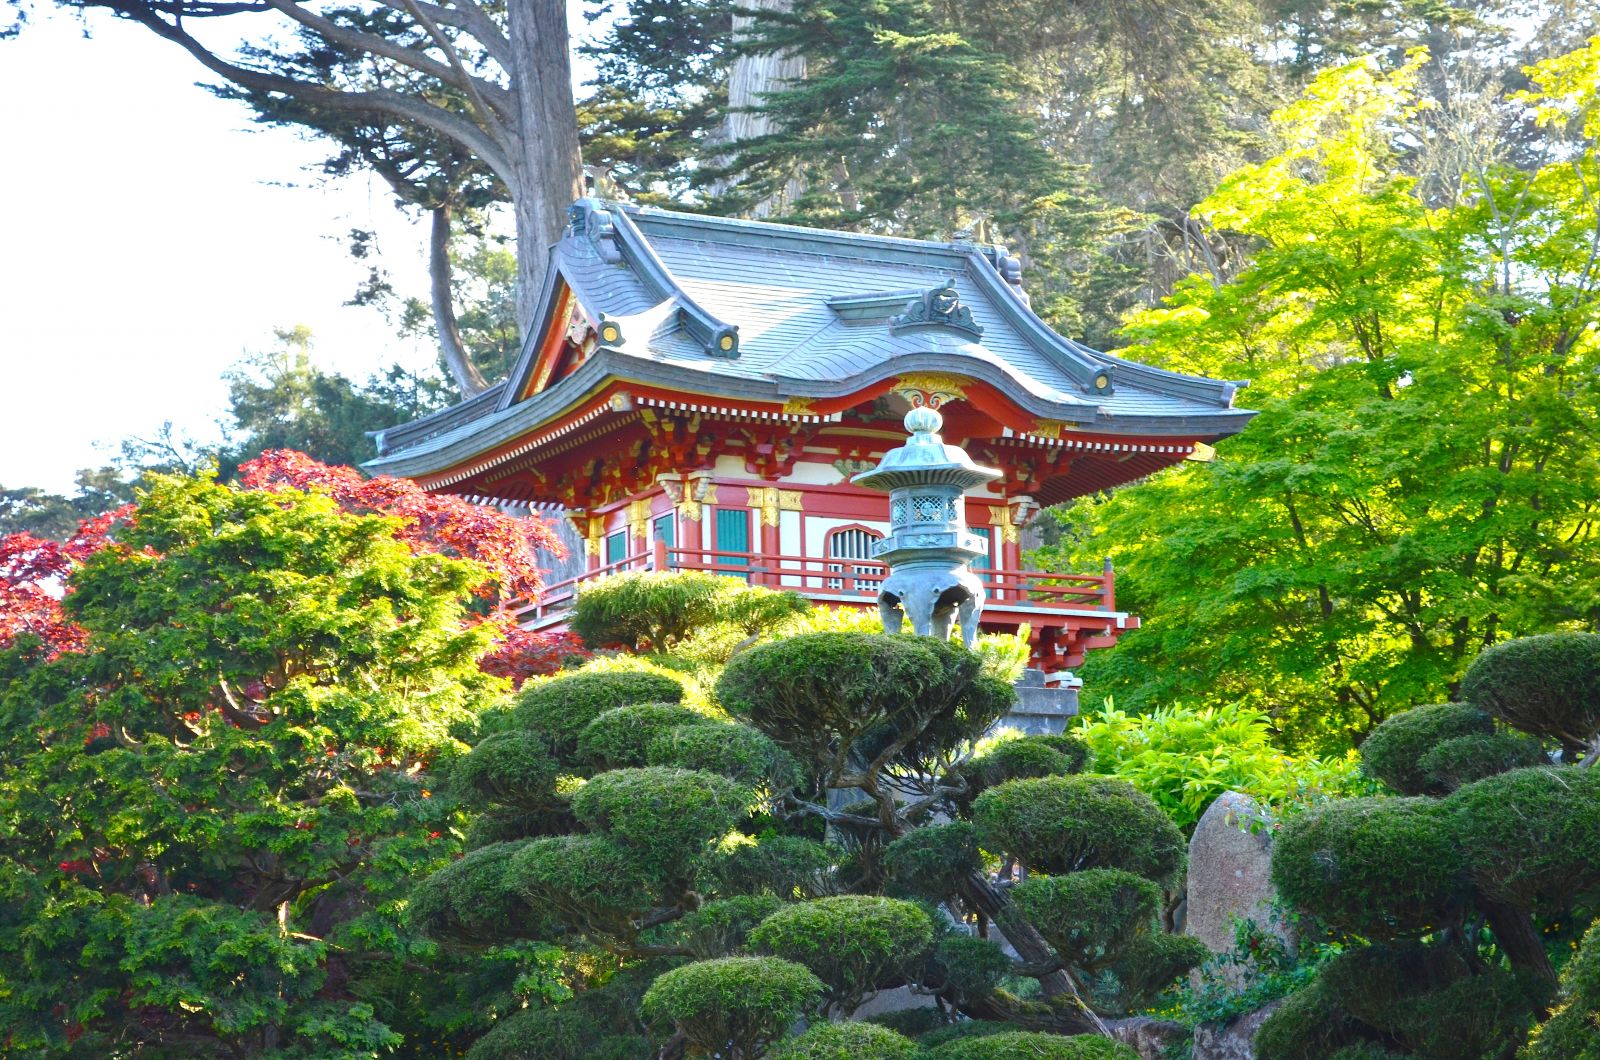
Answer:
[429,203,490,394]
[119,4,520,187]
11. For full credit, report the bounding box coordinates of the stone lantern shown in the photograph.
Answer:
[852,404,1002,647]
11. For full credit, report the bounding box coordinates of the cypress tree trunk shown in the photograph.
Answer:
[507,0,584,334]
[1483,898,1558,988]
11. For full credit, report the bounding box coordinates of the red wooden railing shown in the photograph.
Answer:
[514,541,1117,627]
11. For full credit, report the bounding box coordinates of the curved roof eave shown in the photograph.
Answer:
[361,347,1256,482]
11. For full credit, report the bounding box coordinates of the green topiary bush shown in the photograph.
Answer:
[516,670,686,752]
[1461,632,1600,752]
[640,955,823,1059]
[717,632,1013,778]
[1448,765,1600,908]
[647,721,802,793]
[1010,869,1160,971]
[926,1030,1139,1059]
[1523,917,1600,1059]
[767,1021,921,1059]
[506,833,658,936]
[709,834,839,899]
[748,895,935,1013]
[1096,930,1210,1014]
[408,839,540,944]
[929,935,1012,1004]
[570,767,754,879]
[571,569,810,652]
[1358,703,1494,795]
[577,702,714,771]
[882,822,982,900]
[966,736,1083,790]
[451,729,563,808]
[1270,796,1467,939]
[668,894,784,959]
[972,775,1186,885]
[463,1004,603,1060]
[1254,980,1365,1060]
[1417,732,1546,794]
[919,1021,1012,1047]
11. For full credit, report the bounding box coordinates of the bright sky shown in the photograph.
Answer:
[0,7,595,495]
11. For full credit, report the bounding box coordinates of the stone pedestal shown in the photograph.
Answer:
[1003,668,1080,735]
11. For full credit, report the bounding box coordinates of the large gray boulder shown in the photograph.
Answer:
[1185,792,1294,974]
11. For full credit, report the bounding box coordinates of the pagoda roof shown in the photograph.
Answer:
[365,199,1253,481]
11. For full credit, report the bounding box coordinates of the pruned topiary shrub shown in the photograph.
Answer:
[1358,703,1494,795]
[748,895,934,1013]
[709,834,839,899]
[1011,869,1160,971]
[1417,732,1546,794]
[462,1004,603,1060]
[1461,632,1600,755]
[1523,917,1600,1058]
[450,729,563,809]
[571,569,809,652]
[972,775,1186,885]
[717,632,1013,779]
[1448,765,1600,908]
[927,935,1012,1005]
[515,670,685,752]
[1094,931,1210,1015]
[767,1020,921,1059]
[507,833,658,937]
[1254,978,1365,1060]
[963,735,1085,793]
[926,1030,1139,1059]
[664,894,783,959]
[409,839,541,944]
[577,702,714,771]
[1270,796,1467,939]
[640,956,822,1060]
[570,767,753,880]
[883,821,982,900]
[647,721,803,794]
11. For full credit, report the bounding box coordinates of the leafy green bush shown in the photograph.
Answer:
[1096,931,1210,1014]
[929,935,1012,1004]
[717,632,1013,778]
[926,1030,1139,1058]
[883,822,982,900]
[1461,632,1600,752]
[767,1020,921,1059]
[1075,703,1365,829]
[572,569,809,652]
[709,834,839,899]
[1448,765,1600,907]
[1011,869,1160,971]
[1523,917,1600,1058]
[972,775,1185,885]
[463,1005,602,1060]
[640,956,822,1058]
[409,839,539,944]
[1254,979,1364,1059]
[962,735,1084,798]
[1358,703,1495,795]
[1270,797,1466,939]
[1417,732,1546,794]
[515,670,685,752]
[570,767,753,878]
[647,721,802,793]
[749,895,934,1012]
[451,730,562,808]
[506,834,658,936]
[577,702,713,770]
[668,895,783,958]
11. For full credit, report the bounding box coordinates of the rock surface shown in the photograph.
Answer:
[1192,1000,1283,1060]
[1186,791,1294,975]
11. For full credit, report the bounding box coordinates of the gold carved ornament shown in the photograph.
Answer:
[989,505,1019,545]
[894,373,969,410]
[746,487,804,527]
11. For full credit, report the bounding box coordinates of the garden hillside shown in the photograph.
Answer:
[0,35,1598,1060]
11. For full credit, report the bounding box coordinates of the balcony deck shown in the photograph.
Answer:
[517,541,1138,671]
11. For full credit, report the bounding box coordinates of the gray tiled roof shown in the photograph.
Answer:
[366,199,1253,477]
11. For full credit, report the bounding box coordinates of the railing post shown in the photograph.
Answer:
[652,537,669,572]
[1102,556,1115,612]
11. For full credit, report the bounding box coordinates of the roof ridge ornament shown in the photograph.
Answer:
[889,279,983,340]
[568,198,622,264]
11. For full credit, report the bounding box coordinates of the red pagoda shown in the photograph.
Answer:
[365,199,1254,673]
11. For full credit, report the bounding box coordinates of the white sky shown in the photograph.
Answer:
[0,7,596,494]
